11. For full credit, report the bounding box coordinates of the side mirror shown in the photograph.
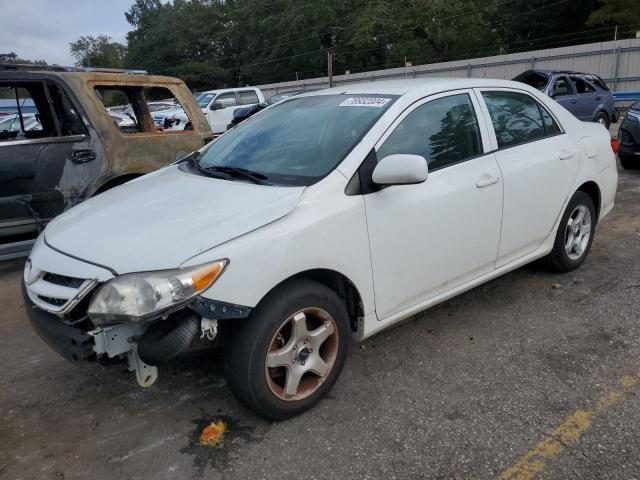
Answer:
[372,154,429,186]
[211,102,223,111]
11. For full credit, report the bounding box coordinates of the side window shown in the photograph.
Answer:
[47,83,86,136]
[540,106,562,136]
[482,91,559,149]
[213,92,237,109]
[142,86,190,131]
[570,76,595,94]
[552,77,572,97]
[0,82,54,142]
[94,86,144,133]
[239,90,259,105]
[377,93,482,171]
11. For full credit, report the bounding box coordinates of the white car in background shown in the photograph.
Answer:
[23,79,617,420]
[0,113,41,133]
[154,87,265,133]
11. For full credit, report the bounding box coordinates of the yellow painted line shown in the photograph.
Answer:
[498,369,640,480]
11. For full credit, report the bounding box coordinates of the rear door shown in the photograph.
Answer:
[0,78,102,251]
[569,76,599,120]
[477,89,579,267]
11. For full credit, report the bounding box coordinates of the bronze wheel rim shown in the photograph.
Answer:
[265,307,339,401]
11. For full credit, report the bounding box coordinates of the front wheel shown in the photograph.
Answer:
[544,191,596,272]
[224,279,350,420]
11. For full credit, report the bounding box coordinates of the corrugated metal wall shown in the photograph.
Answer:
[257,38,640,98]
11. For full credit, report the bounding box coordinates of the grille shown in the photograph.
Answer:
[43,272,85,289]
[25,269,97,316]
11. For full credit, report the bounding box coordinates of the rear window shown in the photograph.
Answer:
[94,85,190,133]
[586,75,609,91]
[239,90,259,105]
[513,71,550,91]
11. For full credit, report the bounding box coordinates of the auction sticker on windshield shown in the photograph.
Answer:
[339,97,392,107]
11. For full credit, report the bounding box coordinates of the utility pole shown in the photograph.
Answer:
[614,25,618,41]
[327,50,334,88]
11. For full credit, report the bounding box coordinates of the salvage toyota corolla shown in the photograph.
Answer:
[23,79,618,419]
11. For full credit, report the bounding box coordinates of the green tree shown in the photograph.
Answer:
[0,52,47,65]
[69,35,127,68]
[587,0,640,26]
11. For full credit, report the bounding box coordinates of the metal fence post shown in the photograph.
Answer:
[612,47,621,91]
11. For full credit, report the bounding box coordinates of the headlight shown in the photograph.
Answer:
[88,260,227,325]
[626,110,640,123]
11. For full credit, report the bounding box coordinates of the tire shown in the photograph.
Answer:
[594,111,610,129]
[224,279,350,420]
[544,191,596,272]
[620,155,638,170]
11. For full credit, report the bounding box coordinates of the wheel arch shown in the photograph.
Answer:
[576,180,601,219]
[258,268,364,333]
[92,173,143,196]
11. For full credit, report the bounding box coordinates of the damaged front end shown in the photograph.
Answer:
[22,252,245,388]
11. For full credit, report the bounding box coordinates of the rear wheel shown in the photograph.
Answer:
[544,191,596,272]
[595,111,610,129]
[224,279,349,420]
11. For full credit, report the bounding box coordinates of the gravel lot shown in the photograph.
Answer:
[1,162,639,480]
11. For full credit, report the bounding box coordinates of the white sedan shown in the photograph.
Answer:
[22,78,617,419]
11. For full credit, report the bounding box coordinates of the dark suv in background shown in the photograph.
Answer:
[514,69,616,128]
[618,101,640,169]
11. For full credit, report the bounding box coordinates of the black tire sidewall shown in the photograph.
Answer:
[550,191,597,271]
[224,279,350,420]
[595,112,609,129]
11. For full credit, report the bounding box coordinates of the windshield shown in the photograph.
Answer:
[195,94,397,186]
[196,93,215,108]
[513,71,550,91]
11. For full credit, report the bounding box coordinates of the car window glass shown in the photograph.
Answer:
[0,83,55,142]
[552,77,572,97]
[94,86,144,133]
[570,76,595,94]
[196,94,397,186]
[47,83,86,136]
[377,93,482,171]
[539,106,562,136]
[142,86,190,131]
[214,93,237,109]
[482,91,547,148]
[239,90,259,104]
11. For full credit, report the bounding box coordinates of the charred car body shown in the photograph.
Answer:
[0,64,213,260]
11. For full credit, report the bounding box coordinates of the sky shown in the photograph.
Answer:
[0,0,135,65]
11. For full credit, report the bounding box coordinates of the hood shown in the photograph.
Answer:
[45,165,304,274]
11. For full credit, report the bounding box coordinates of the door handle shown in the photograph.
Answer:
[476,175,500,188]
[70,149,97,164]
[595,96,602,101]
[571,99,578,104]
[559,150,575,160]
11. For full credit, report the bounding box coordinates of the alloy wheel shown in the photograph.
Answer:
[564,205,592,260]
[265,307,339,401]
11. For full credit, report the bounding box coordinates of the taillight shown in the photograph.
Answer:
[611,137,619,154]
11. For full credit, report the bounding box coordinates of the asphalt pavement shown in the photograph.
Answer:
[1,163,639,480]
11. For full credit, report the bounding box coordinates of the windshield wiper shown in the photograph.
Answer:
[201,166,269,185]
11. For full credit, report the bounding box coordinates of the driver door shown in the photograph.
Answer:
[209,92,238,134]
[363,91,503,320]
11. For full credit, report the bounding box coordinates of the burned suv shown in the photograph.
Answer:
[0,64,213,260]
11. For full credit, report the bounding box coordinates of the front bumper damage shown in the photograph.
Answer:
[23,279,162,386]
[22,273,253,387]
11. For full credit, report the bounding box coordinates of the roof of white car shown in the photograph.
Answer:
[201,87,259,95]
[301,78,525,96]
